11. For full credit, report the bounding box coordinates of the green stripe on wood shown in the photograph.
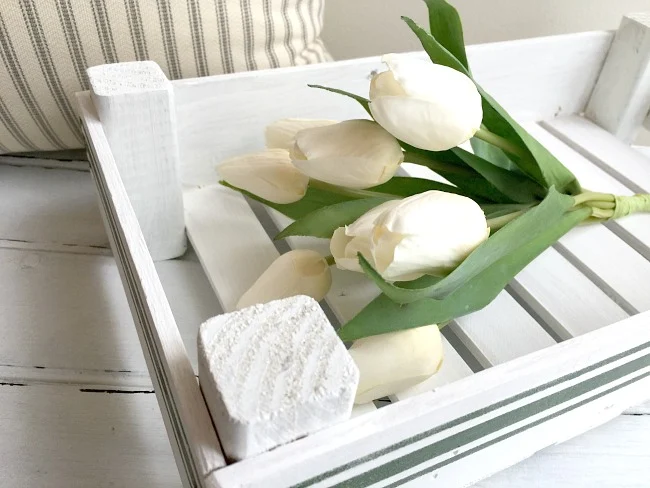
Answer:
[290,339,650,487]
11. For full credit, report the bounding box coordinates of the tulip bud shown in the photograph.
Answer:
[372,191,489,281]
[348,325,443,404]
[236,249,332,310]
[291,119,404,190]
[331,191,488,282]
[265,118,337,151]
[218,149,309,204]
[369,54,483,151]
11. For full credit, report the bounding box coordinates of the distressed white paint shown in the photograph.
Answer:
[198,296,358,461]
[0,164,108,249]
[87,62,186,260]
[212,312,650,488]
[0,384,180,488]
[586,14,650,142]
[76,22,650,487]
[78,93,226,486]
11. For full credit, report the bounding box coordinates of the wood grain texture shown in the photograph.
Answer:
[0,384,180,488]
[172,32,612,186]
[477,415,650,488]
[88,62,186,260]
[79,93,226,485]
[0,164,108,249]
[586,14,650,143]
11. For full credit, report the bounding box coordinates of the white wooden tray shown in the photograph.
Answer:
[79,16,650,488]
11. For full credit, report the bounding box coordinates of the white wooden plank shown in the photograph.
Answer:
[0,248,146,373]
[183,185,280,314]
[450,291,556,369]
[0,164,108,249]
[636,145,650,158]
[476,415,650,488]
[543,115,650,194]
[585,14,650,143]
[79,93,226,483]
[557,225,650,314]
[212,311,650,488]
[173,31,612,186]
[0,384,180,488]
[526,122,650,257]
[510,247,629,340]
[88,62,186,261]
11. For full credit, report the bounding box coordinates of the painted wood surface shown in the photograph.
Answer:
[75,25,650,487]
[212,312,650,488]
[0,384,180,488]
[79,93,226,486]
[88,62,186,260]
[0,164,108,250]
[173,31,612,186]
[585,14,650,143]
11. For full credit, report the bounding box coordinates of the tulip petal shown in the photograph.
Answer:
[349,324,443,404]
[218,149,309,204]
[369,70,406,99]
[370,95,481,151]
[345,199,401,236]
[236,249,332,309]
[265,118,338,151]
[292,120,403,189]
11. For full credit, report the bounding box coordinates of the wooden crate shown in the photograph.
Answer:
[79,15,650,488]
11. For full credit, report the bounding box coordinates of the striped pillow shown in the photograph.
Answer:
[0,0,330,154]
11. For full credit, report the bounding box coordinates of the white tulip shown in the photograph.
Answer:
[291,119,404,190]
[331,191,488,282]
[372,191,489,281]
[369,54,483,151]
[265,118,337,151]
[218,149,309,204]
[349,325,444,404]
[236,249,332,310]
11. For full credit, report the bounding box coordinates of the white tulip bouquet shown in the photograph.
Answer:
[219,0,650,400]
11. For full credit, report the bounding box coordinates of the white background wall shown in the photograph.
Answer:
[322,0,650,60]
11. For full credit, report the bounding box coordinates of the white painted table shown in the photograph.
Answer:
[2,153,650,487]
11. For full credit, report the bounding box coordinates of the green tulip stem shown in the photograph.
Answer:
[572,191,615,206]
[309,179,399,200]
[324,254,336,266]
[486,210,527,232]
[572,191,650,220]
[474,128,528,159]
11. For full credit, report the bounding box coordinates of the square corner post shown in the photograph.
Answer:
[87,61,187,260]
[586,13,650,144]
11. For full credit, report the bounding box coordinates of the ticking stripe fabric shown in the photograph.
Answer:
[0,0,330,153]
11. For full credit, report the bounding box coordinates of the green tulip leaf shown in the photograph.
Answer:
[402,16,581,195]
[451,147,545,203]
[404,149,516,203]
[307,84,371,116]
[471,138,519,171]
[339,204,591,341]
[370,176,473,199]
[220,181,354,220]
[423,0,469,69]
[356,187,575,304]
[275,197,392,240]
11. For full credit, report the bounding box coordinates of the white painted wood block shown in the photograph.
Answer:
[586,13,650,143]
[87,61,186,260]
[198,295,359,461]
